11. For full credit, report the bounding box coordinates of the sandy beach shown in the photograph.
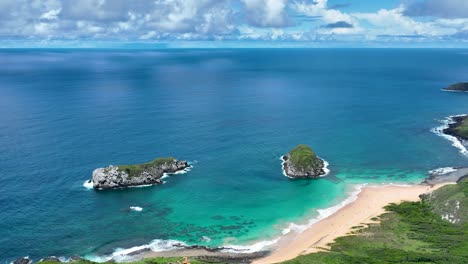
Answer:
[252,182,454,264]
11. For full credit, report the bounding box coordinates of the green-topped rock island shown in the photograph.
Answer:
[282,144,329,178]
[444,82,468,92]
[89,157,190,189]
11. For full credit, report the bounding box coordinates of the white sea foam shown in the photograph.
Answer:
[83,180,94,189]
[129,206,143,212]
[86,239,187,263]
[222,238,281,253]
[428,167,458,175]
[431,115,468,156]
[280,156,331,178]
[441,89,468,93]
[281,184,365,235]
[162,164,193,179]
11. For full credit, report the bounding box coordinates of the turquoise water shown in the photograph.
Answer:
[1,49,467,262]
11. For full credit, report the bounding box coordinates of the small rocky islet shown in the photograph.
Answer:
[443,82,468,92]
[282,144,328,178]
[89,157,190,189]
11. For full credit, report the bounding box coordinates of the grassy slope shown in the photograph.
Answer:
[116,157,176,177]
[453,117,468,139]
[288,145,322,170]
[282,179,468,264]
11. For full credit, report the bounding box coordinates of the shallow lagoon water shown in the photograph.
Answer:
[0,49,467,262]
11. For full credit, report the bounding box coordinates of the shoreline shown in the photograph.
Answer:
[432,115,468,156]
[252,182,454,264]
[101,180,457,264]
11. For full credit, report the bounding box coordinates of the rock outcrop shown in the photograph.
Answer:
[282,144,328,178]
[90,157,190,189]
[444,82,468,92]
[12,257,32,264]
[443,115,468,140]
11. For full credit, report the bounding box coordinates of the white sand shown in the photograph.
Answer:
[253,183,453,264]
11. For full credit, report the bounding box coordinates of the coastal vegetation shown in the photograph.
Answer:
[117,157,177,177]
[444,82,468,92]
[282,178,468,264]
[288,145,322,171]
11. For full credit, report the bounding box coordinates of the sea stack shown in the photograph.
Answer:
[443,82,468,92]
[90,157,190,189]
[282,144,328,178]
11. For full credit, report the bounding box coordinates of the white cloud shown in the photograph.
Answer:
[293,0,361,34]
[40,8,61,20]
[354,6,456,36]
[242,0,290,27]
[0,0,466,44]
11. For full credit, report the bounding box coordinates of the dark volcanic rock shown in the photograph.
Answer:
[444,82,468,92]
[91,158,190,189]
[12,257,32,264]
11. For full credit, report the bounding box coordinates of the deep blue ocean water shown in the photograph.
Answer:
[0,49,467,263]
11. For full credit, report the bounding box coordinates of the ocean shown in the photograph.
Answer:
[0,49,467,263]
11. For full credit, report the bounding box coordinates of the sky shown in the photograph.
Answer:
[0,0,467,48]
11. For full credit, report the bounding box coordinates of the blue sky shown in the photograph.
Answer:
[0,0,467,48]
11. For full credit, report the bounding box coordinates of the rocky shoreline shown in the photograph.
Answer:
[90,158,190,189]
[443,115,468,141]
[11,246,269,264]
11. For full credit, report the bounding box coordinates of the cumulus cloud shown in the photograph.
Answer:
[404,0,468,19]
[354,7,456,36]
[242,0,290,27]
[0,0,466,44]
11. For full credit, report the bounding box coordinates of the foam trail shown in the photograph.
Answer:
[129,206,143,212]
[83,180,93,189]
[431,115,468,156]
[222,238,280,253]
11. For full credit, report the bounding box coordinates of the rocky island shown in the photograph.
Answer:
[89,157,190,189]
[443,115,468,141]
[281,144,328,178]
[443,82,468,92]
